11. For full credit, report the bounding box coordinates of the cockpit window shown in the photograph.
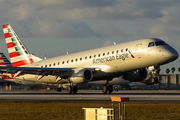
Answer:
[148,42,154,47]
[155,41,167,46]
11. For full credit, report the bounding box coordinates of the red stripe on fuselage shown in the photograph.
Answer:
[11,58,34,67]
[7,42,14,48]
[2,24,7,29]
[9,51,18,58]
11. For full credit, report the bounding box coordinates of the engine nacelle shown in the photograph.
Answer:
[122,68,147,82]
[69,68,93,84]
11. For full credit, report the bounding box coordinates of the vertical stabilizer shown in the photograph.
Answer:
[2,24,34,67]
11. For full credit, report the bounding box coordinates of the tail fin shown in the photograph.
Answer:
[2,24,42,67]
[0,53,11,67]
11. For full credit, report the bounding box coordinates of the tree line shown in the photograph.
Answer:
[166,67,180,74]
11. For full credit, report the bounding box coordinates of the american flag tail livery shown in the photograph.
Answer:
[2,24,35,67]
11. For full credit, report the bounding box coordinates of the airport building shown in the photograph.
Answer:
[129,74,180,90]
[151,74,180,90]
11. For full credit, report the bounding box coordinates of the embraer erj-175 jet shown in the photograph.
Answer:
[0,24,178,94]
[0,53,155,89]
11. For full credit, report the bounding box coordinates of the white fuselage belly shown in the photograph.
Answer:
[15,39,178,84]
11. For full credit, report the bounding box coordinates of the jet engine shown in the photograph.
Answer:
[69,68,93,84]
[122,68,147,82]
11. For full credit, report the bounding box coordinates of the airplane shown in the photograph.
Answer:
[0,24,178,94]
[0,52,155,90]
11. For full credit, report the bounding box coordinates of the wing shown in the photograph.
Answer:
[0,66,72,78]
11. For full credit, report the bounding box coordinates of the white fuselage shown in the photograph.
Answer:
[9,38,178,84]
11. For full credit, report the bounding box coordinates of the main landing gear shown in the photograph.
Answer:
[102,80,113,94]
[66,86,77,94]
[56,83,78,94]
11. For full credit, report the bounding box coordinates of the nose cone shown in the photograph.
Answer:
[164,47,179,62]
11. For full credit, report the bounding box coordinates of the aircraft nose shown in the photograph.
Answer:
[164,47,179,60]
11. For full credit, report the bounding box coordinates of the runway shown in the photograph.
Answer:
[0,90,180,103]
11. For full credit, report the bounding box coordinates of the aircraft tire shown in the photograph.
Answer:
[66,86,72,94]
[102,85,108,94]
[72,86,77,94]
[107,85,113,94]
[56,88,61,92]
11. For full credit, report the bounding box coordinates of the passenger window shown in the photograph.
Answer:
[45,65,47,68]
[94,55,96,58]
[85,57,87,60]
[107,52,109,55]
[112,51,114,54]
[58,62,60,65]
[103,53,105,56]
[76,58,78,62]
[89,56,92,59]
[148,42,154,47]
[121,49,123,52]
[62,61,64,64]
[53,63,56,66]
[116,50,119,54]
[80,58,82,61]
[71,59,73,62]
[98,54,100,57]
[126,48,128,52]
[41,66,43,68]
[49,64,51,67]
[67,60,69,63]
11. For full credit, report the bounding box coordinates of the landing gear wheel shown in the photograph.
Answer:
[107,85,113,94]
[102,85,108,94]
[72,86,77,94]
[56,88,61,92]
[66,86,72,94]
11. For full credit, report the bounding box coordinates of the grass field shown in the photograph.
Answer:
[0,102,180,120]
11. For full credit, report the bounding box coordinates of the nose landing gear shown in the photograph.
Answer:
[151,66,161,83]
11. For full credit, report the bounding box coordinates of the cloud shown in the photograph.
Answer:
[103,40,113,47]
[0,0,180,41]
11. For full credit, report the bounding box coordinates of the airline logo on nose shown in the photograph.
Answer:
[128,50,135,58]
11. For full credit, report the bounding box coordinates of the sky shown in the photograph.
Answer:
[0,0,180,74]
